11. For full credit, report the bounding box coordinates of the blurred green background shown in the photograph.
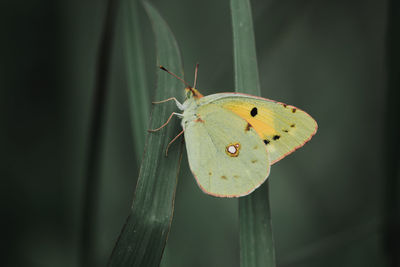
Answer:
[1,0,396,266]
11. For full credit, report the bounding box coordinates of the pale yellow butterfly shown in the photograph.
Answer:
[149,65,317,198]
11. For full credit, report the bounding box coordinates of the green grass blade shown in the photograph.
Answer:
[121,0,150,160]
[230,0,276,266]
[231,0,260,95]
[108,2,184,266]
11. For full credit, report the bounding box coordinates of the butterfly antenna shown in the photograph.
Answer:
[159,66,192,89]
[193,63,199,89]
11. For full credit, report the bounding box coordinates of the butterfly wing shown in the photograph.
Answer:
[199,93,318,164]
[183,104,270,197]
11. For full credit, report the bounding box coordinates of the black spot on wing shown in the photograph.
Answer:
[250,107,258,117]
[273,135,281,140]
[290,124,296,128]
[264,139,270,145]
[292,108,297,113]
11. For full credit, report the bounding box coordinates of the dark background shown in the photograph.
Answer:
[1,0,397,266]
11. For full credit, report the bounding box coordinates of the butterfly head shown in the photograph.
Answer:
[185,87,203,99]
[159,65,203,99]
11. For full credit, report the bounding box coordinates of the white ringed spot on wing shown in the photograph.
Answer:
[225,142,241,157]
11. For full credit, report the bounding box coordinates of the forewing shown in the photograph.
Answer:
[184,104,270,197]
[203,93,317,164]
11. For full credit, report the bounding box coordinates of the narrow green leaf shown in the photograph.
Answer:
[230,0,276,266]
[231,0,260,95]
[108,2,184,266]
[121,0,150,160]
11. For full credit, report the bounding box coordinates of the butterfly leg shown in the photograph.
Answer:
[148,112,183,132]
[165,130,184,156]
[152,97,184,110]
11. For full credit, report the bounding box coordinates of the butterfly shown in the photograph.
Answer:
[149,64,318,198]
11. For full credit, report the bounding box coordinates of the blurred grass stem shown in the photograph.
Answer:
[80,0,120,266]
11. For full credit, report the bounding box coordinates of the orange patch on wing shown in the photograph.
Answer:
[221,102,277,138]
